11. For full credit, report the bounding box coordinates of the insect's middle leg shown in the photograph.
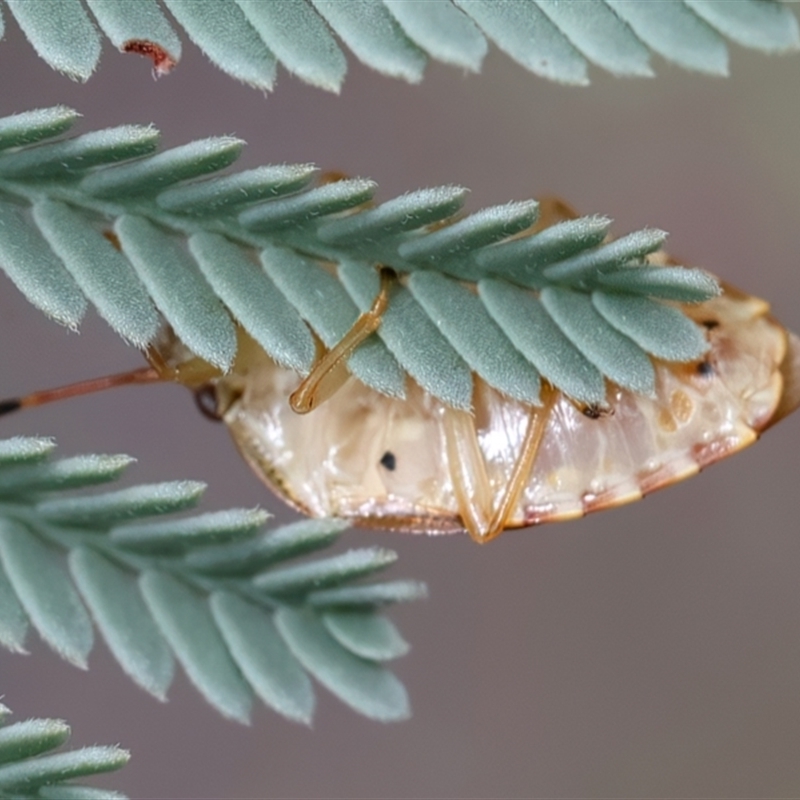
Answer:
[290,267,395,414]
[444,384,556,543]
[483,385,557,542]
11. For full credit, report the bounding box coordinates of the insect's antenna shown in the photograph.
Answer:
[0,367,162,416]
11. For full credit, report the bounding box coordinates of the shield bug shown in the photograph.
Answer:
[3,208,799,543]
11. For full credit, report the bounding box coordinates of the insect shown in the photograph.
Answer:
[3,205,799,543]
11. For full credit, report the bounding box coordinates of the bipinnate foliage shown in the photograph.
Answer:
[0,700,128,800]
[0,436,426,724]
[0,107,721,411]
[1,0,798,90]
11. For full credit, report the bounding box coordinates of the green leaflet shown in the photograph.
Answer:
[261,245,406,398]
[0,436,55,465]
[39,786,128,800]
[539,287,655,396]
[237,0,346,92]
[533,0,652,77]
[115,214,237,370]
[0,704,129,799]
[188,232,316,374]
[0,746,129,793]
[85,0,181,70]
[604,0,728,75]
[163,0,277,89]
[322,610,410,661]
[185,517,349,577]
[254,547,398,597]
[0,455,134,495]
[338,259,473,410]
[275,607,411,722]
[317,186,468,245]
[157,164,318,215]
[0,107,79,151]
[310,0,427,83]
[685,0,800,52]
[6,0,101,81]
[0,719,70,764]
[210,592,315,724]
[397,201,539,270]
[479,279,606,405]
[454,0,588,85]
[81,138,244,198]
[383,0,486,71]
[69,548,175,700]
[0,199,87,328]
[307,579,428,609]
[0,520,94,668]
[0,108,725,408]
[139,571,254,723]
[0,126,159,179]
[591,292,709,363]
[36,481,206,527]
[0,560,29,653]
[240,178,376,230]
[408,270,541,404]
[4,1,797,89]
[32,199,160,349]
[111,508,270,555]
[0,436,424,723]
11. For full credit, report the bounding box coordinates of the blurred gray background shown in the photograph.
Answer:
[1,10,800,799]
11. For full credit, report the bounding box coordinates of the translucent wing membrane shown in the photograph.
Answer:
[0,435,423,723]
[0,109,721,407]
[4,0,796,88]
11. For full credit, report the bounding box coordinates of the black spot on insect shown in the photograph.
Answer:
[697,359,714,377]
[194,383,222,422]
[581,403,613,420]
[380,451,396,471]
[702,319,719,330]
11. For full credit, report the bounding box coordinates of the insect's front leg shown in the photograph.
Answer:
[290,267,395,414]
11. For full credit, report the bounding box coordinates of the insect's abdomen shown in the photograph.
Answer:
[212,285,792,536]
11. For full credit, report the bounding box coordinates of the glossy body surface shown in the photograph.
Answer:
[149,278,798,542]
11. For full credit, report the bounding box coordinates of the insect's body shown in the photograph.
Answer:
[149,280,797,542]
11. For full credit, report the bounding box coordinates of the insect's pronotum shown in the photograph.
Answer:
[4,202,799,543]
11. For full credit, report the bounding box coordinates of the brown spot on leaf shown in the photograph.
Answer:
[122,40,176,76]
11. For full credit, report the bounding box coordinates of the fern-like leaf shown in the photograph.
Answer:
[0,108,719,408]
[2,1,797,88]
[0,700,128,799]
[0,436,424,723]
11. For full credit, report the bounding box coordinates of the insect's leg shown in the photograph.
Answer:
[532,197,580,232]
[482,384,558,542]
[0,367,162,416]
[442,408,495,542]
[290,267,395,414]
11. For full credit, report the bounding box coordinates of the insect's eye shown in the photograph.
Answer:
[380,451,397,471]
[194,383,223,422]
[697,359,715,377]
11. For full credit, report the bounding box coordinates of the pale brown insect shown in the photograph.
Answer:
[5,205,800,543]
